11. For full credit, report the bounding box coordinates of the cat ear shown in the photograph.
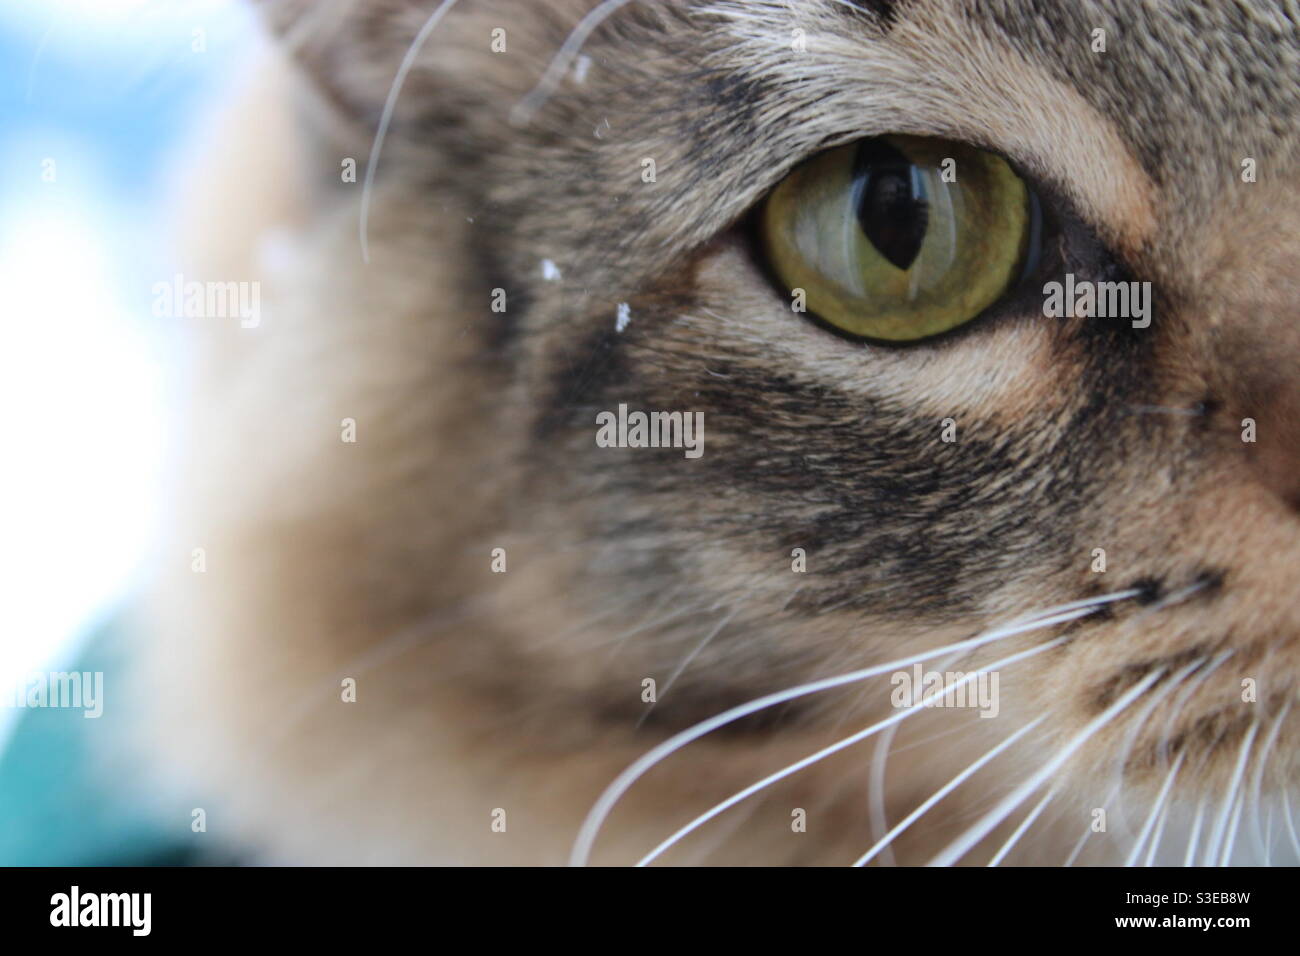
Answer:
[251,0,589,152]
[251,0,420,131]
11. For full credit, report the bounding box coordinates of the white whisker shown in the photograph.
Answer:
[1144,800,1172,867]
[1100,657,1206,863]
[637,604,742,726]
[1264,805,1275,867]
[1284,787,1300,859]
[1151,650,1233,763]
[1063,781,1119,866]
[1219,790,1248,866]
[360,0,462,263]
[570,590,1139,865]
[1064,819,1094,866]
[635,637,1069,866]
[1107,658,1206,823]
[1248,702,1288,860]
[511,0,640,125]
[865,649,966,869]
[1184,796,1209,867]
[867,718,904,867]
[987,787,1057,867]
[1203,719,1260,865]
[927,668,1166,866]
[852,718,1047,868]
[1124,751,1185,867]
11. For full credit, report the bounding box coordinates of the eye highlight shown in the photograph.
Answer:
[760,135,1041,342]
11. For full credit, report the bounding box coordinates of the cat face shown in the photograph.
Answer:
[171,0,1300,864]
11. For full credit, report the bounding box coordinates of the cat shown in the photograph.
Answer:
[143,0,1300,865]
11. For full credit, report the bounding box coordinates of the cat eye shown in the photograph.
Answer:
[760,135,1041,342]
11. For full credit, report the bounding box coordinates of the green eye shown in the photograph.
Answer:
[761,135,1038,342]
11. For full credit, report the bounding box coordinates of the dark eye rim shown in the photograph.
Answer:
[744,136,1113,350]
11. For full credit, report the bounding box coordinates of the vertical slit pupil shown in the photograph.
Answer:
[854,139,929,270]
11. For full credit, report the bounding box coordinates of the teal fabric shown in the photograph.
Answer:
[0,614,210,866]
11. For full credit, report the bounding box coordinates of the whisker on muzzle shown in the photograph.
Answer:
[571,589,1142,865]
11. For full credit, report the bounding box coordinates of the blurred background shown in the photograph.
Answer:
[0,0,256,750]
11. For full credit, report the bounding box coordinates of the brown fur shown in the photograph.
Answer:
[143,0,1300,864]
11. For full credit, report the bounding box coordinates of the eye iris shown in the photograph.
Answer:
[760,135,1037,342]
[854,140,928,271]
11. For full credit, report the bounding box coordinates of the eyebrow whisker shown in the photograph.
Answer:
[511,0,643,126]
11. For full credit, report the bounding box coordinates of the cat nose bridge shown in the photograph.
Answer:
[1207,308,1300,515]
[1241,371,1300,515]
[1180,196,1300,514]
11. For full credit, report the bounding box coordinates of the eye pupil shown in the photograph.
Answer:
[854,139,929,271]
